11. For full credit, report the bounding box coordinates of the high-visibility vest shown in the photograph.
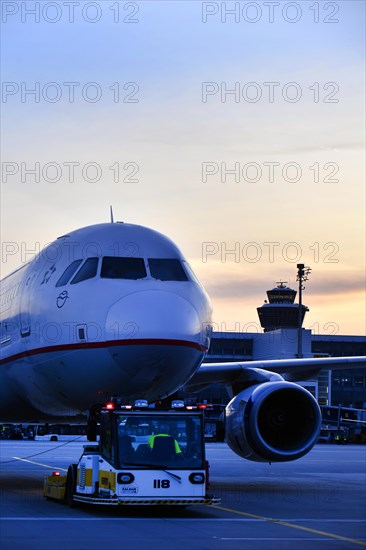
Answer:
[148,433,181,454]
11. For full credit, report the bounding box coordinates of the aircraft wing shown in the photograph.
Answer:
[185,356,366,391]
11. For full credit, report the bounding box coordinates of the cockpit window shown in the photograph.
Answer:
[101,257,147,280]
[182,261,201,285]
[55,260,83,287]
[148,259,188,281]
[70,257,99,284]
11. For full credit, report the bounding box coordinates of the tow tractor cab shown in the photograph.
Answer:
[44,402,219,506]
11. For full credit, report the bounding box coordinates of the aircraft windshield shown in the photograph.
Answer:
[55,260,83,287]
[100,257,192,282]
[101,257,147,280]
[71,257,99,284]
[148,259,188,281]
[117,414,204,469]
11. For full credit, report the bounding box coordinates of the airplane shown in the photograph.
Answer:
[1,220,365,463]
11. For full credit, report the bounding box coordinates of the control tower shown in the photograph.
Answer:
[257,281,309,332]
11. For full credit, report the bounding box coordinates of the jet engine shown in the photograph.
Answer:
[225,381,321,462]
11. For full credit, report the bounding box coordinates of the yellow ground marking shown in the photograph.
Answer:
[12,456,68,472]
[214,505,366,547]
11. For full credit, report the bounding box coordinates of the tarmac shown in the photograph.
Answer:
[0,441,365,550]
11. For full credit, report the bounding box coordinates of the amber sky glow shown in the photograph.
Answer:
[1,1,365,335]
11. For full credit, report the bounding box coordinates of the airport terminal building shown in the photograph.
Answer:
[192,282,366,408]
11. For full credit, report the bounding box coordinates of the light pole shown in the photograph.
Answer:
[297,263,311,358]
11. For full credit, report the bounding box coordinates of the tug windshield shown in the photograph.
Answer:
[116,413,204,469]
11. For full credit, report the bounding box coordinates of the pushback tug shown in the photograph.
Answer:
[44,401,220,506]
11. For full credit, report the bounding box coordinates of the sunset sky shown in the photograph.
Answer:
[1,1,365,335]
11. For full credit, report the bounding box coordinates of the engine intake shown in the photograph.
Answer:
[225,381,321,462]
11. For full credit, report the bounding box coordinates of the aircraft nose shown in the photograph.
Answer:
[105,290,203,345]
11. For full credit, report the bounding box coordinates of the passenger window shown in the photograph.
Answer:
[55,260,83,287]
[101,257,147,280]
[148,259,188,281]
[70,258,99,284]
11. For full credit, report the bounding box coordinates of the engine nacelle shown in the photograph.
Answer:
[225,381,321,462]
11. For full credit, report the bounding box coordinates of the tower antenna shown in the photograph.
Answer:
[296,263,311,358]
[110,205,114,223]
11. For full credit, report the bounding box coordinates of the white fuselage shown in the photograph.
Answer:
[0,223,212,421]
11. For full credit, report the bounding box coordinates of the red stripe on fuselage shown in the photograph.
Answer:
[0,339,206,366]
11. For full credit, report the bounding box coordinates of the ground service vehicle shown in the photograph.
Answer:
[44,404,219,506]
